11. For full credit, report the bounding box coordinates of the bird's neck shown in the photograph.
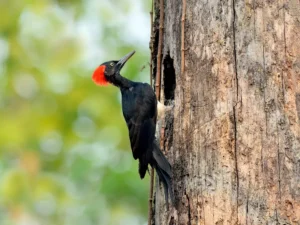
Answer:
[111,73,134,89]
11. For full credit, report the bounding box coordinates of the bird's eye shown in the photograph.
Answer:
[110,62,114,66]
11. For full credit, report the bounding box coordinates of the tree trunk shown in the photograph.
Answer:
[152,0,300,224]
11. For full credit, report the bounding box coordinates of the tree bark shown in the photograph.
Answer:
[152,0,300,224]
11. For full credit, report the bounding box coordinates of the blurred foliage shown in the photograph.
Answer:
[0,0,151,224]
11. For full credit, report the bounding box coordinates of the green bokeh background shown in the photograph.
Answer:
[0,0,150,224]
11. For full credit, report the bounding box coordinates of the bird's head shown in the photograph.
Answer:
[92,50,135,86]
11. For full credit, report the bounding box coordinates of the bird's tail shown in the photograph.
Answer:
[152,141,174,207]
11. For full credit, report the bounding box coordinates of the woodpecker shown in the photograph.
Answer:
[92,50,174,206]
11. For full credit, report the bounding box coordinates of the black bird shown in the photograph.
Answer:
[92,50,174,206]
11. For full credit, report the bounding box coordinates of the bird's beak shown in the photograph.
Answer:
[116,50,135,72]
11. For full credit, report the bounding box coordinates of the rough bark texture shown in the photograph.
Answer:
[152,0,300,224]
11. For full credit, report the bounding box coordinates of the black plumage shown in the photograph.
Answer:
[93,51,174,206]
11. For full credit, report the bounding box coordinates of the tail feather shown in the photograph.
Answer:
[152,141,174,207]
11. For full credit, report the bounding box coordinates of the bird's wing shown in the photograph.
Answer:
[127,117,154,159]
[124,84,157,159]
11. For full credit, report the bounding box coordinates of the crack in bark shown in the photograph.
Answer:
[246,195,249,225]
[281,71,285,104]
[276,130,282,201]
[232,0,239,99]
[283,8,287,58]
[233,105,239,222]
[260,129,264,173]
[246,157,250,225]
[186,192,192,225]
[168,215,175,225]
[275,208,279,224]
[232,0,239,222]
[276,109,282,201]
